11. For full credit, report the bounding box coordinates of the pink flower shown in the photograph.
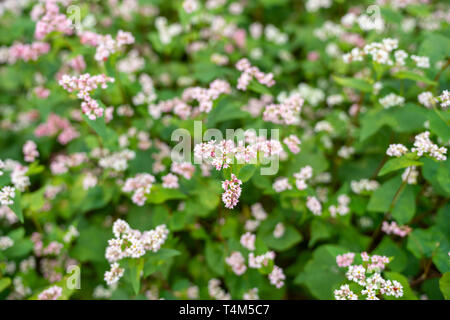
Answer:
[221,174,242,209]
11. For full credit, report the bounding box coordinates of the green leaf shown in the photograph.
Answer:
[333,76,372,93]
[391,185,416,224]
[378,155,423,176]
[309,220,333,247]
[237,164,257,182]
[393,70,437,86]
[0,278,11,293]
[143,249,181,277]
[146,184,187,204]
[247,79,273,95]
[128,258,144,295]
[9,188,23,223]
[407,227,443,259]
[82,112,118,149]
[205,241,225,276]
[439,272,450,300]
[261,225,303,251]
[294,245,348,299]
[367,176,402,213]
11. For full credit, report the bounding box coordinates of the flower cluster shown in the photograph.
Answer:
[351,179,379,194]
[59,73,115,120]
[104,219,169,285]
[335,252,403,300]
[263,93,304,125]
[0,42,50,64]
[382,221,412,237]
[235,58,275,91]
[37,285,63,300]
[80,30,135,62]
[35,113,80,145]
[121,173,156,206]
[221,174,242,209]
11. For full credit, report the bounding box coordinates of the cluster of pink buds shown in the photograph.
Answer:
[335,252,403,300]
[35,113,80,145]
[221,174,242,209]
[34,0,73,40]
[194,138,282,171]
[2,42,50,64]
[23,140,39,162]
[49,152,87,175]
[162,173,179,189]
[306,196,322,216]
[293,165,313,191]
[79,30,135,62]
[235,58,275,91]
[122,173,156,206]
[37,285,62,300]
[268,266,286,289]
[104,219,169,285]
[182,79,231,113]
[59,73,114,120]
[382,221,412,237]
[225,251,247,275]
[283,134,301,154]
[263,93,304,125]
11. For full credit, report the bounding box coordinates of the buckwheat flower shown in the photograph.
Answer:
[283,135,301,154]
[314,120,333,133]
[436,90,449,109]
[162,173,179,189]
[394,50,408,66]
[104,263,125,286]
[243,288,259,300]
[346,265,366,285]
[221,174,242,209]
[411,131,447,161]
[273,177,292,193]
[327,94,344,107]
[382,221,412,237]
[208,279,231,300]
[351,179,379,194]
[240,232,256,251]
[0,236,14,250]
[112,219,131,238]
[171,162,195,180]
[187,285,199,299]
[336,252,355,268]
[411,55,430,68]
[386,144,408,157]
[37,285,63,300]
[225,251,247,276]
[251,203,267,221]
[11,165,30,192]
[263,93,303,125]
[34,1,73,40]
[338,146,355,159]
[248,251,275,269]
[273,223,285,238]
[245,219,260,232]
[269,265,285,288]
[236,58,275,91]
[183,0,199,13]
[83,173,98,190]
[334,284,358,300]
[402,166,418,184]
[379,93,405,109]
[307,196,322,216]
[0,186,15,206]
